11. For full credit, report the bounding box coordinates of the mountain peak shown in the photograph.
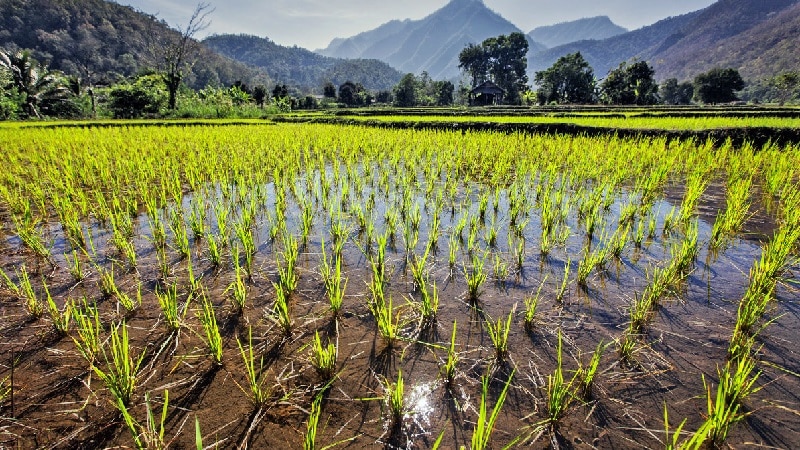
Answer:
[528,16,628,48]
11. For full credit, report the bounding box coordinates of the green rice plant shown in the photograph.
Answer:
[227,265,248,313]
[168,207,190,258]
[678,170,709,223]
[116,283,142,314]
[418,280,439,324]
[197,290,224,365]
[374,295,399,347]
[156,283,189,333]
[710,176,753,248]
[237,326,270,406]
[185,256,203,295]
[465,253,488,303]
[65,250,85,281]
[662,403,688,450]
[385,370,405,424]
[471,369,515,450]
[662,206,677,236]
[492,254,509,281]
[442,321,459,385]
[93,321,145,406]
[618,331,638,362]
[146,205,167,251]
[2,265,44,317]
[118,390,170,450]
[310,331,337,381]
[213,202,230,242]
[303,393,324,450]
[98,265,117,298]
[44,281,71,335]
[448,233,458,268]
[410,246,430,292]
[524,277,547,331]
[206,232,223,268]
[72,297,102,363]
[277,233,299,293]
[271,282,293,336]
[555,258,570,303]
[578,341,605,399]
[486,307,514,362]
[544,331,578,428]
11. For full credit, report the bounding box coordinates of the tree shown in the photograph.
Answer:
[322,82,337,98]
[108,74,167,119]
[252,85,267,108]
[694,68,745,104]
[393,73,417,107]
[0,50,69,118]
[272,84,289,100]
[161,3,213,110]
[458,33,529,104]
[660,78,694,105]
[534,52,596,105]
[771,71,800,105]
[435,81,454,106]
[338,81,359,106]
[601,60,658,105]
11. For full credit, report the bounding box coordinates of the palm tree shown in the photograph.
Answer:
[0,50,68,118]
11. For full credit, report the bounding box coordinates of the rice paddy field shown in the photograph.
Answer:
[0,113,799,449]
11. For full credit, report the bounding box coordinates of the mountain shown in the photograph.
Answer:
[204,34,403,91]
[528,16,628,48]
[317,0,545,80]
[529,0,800,82]
[0,0,270,88]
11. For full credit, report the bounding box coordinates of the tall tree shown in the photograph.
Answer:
[534,52,596,105]
[601,60,658,105]
[660,78,694,105]
[694,68,745,104]
[458,33,528,104]
[771,71,800,105]
[161,3,213,110]
[393,73,417,107]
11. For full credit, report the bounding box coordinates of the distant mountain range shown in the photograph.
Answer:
[528,16,628,48]
[203,35,403,91]
[319,0,800,84]
[317,0,547,80]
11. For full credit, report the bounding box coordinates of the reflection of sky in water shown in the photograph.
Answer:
[406,381,437,426]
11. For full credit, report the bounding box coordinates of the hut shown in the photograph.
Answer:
[469,81,504,105]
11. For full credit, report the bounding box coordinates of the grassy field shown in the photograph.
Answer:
[0,116,798,448]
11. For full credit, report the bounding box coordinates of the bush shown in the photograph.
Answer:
[108,75,166,119]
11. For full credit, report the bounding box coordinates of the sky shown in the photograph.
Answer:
[117,0,717,50]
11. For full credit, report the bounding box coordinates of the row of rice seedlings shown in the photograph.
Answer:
[319,239,347,317]
[270,282,294,336]
[710,175,753,249]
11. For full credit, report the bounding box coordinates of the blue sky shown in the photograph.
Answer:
[117,0,717,50]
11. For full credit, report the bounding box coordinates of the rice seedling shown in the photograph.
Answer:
[44,281,71,335]
[197,290,224,365]
[523,277,547,331]
[168,207,190,259]
[237,326,270,406]
[65,250,85,281]
[418,280,439,324]
[471,369,515,450]
[270,282,293,336]
[385,370,405,425]
[98,265,117,298]
[277,232,299,293]
[448,233,459,268]
[555,258,571,303]
[544,331,578,429]
[118,390,170,450]
[206,232,223,268]
[492,253,509,281]
[374,295,399,347]
[223,266,245,316]
[486,306,514,362]
[2,265,44,318]
[155,283,188,333]
[93,321,145,406]
[662,403,688,450]
[465,253,488,303]
[578,341,605,399]
[303,393,324,450]
[442,321,459,385]
[72,297,103,363]
[310,331,337,381]
[116,282,142,314]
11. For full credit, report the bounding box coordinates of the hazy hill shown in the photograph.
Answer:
[529,0,800,82]
[528,16,627,48]
[204,34,403,91]
[317,0,546,80]
[0,0,270,88]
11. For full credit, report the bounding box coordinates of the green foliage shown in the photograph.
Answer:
[108,74,167,119]
[600,60,658,105]
[660,78,694,105]
[458,32,529,104]
[694,68,745,104]
[535,52,596,105]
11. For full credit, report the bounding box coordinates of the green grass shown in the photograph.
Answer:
[197,290,224,365]
[471,369,515,450]
[237,326,270,406]
[93,321,145,406]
